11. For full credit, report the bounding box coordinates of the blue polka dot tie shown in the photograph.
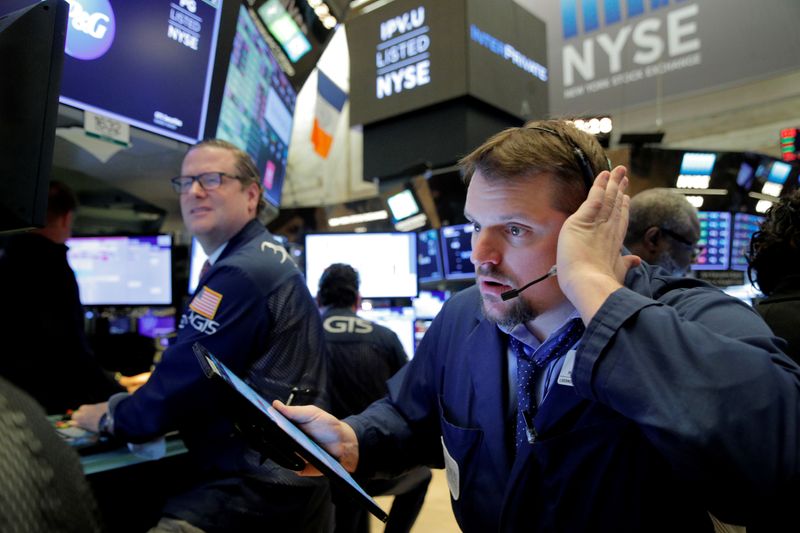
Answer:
[510,318,585,448]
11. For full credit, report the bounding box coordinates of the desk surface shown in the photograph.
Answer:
[49,414,188,475]
[80,438,188,475]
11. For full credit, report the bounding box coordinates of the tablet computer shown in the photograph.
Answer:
[192,342,388,523]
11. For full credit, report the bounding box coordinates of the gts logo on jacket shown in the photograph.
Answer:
[323,316,373,334]
[180,310,219,335]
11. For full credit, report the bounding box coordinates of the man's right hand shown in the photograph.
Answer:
[273,400,359,476]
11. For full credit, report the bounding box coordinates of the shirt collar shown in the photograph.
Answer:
[499,308,582,350]
[205,242,228,266]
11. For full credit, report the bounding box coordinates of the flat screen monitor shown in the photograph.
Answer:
[304,233,418,299]
[0,0,67,231]
[137,309,176,349]
[256,0,312,63]
[215,5,297,208]
[67,235,173,306]
[387,189,420,222]
[692,211,731,271]
[412,289,447,319]
[679,152,717,176]
[188,237,209,294]
[416,229,443,283]
[676,152,716,189]
[58,0,225,144]
[414,318,431,352]
[358,306,416,358]
[768,161,792,184]
[441,223,475,280]
[730,213,765,272]
[736,161,756,191]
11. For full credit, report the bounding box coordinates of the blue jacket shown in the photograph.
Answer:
[111,220,330,531]
[348,264,800,532]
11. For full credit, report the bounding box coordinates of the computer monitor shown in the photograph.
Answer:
[188,238,209,294]
[357,306,416,358]
[137,310,176,349]
[215,5,297,208]
[58,0,227,144]
[304,232,418,299]
[691,211,731,271]
[0,0,67,231]
[417,229,444,283]
[412,289,448,320]
[756,160,794,197]
[67,235,173,306]
[440,223,475,280]
[730,213,765,272]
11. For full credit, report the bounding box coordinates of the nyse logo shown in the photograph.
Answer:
[181,310,219,335]
[560,0,701,87]
[375,6,431,99]
[324,316,374,334]
[64,0,115,60]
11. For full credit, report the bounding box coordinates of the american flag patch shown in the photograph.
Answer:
[189,286,223,319]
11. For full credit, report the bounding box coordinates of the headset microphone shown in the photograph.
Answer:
[500,265,558,301]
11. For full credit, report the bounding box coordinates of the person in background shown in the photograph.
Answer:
[72,139,332,533]
[0,180,123,414]
[317,263,431,533]
[624,187,702,276]
[276,120,800,532]
[747,190,800,365]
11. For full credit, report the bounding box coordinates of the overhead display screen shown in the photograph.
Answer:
[59,0,225,144]
[347,0,467,126]
[216,6,297,207]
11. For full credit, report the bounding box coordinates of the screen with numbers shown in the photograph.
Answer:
[692,211,732,271]
[730,213,764,271]
[215,5,297,208]
[441,223,475,280]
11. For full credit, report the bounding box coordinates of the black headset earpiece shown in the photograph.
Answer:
[523,125,607,193]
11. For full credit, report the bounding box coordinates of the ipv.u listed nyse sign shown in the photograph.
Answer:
[375,6,431,99]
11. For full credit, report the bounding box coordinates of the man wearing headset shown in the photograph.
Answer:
[277,120,800,532]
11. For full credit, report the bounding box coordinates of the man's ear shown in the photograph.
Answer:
[643,226,662,253]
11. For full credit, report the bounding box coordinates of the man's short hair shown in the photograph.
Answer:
[318,263,360,308]
[624,188,699,246]
[748,190,800,295]
[188,139,267,215]
[458,119,609,214]
[46,180,77,223]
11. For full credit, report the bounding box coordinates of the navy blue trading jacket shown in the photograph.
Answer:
[111,220,328,482]
[347,263,800,532]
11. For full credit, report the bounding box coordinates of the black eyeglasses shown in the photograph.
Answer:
[659,227,705,259]
[170,172,238,194]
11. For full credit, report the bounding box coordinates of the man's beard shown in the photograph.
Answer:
[480,294,538,329]
[477,264,538,328]
[655,249,689,277]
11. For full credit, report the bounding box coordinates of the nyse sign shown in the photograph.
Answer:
[375,6,431,99]
[561,2,701,100]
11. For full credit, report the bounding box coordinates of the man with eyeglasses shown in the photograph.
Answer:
[624,188,702,276]
[72,139,332,533]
